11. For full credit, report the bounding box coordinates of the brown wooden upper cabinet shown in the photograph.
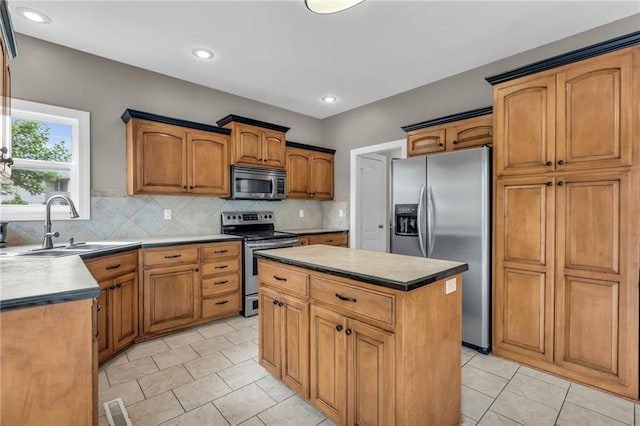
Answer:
[122,110,231,196]
[286,141,335,200]
[403,107,493,157]
[217,115,290,169]
[494,47,634,176]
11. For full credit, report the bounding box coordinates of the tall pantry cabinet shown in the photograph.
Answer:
[489,41,640,399]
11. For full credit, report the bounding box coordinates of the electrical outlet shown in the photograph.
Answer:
[299,209,304,218]
[445,278,456,294]
[164,209,172,220]
[339,209,344,217]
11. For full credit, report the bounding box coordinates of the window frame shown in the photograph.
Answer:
[0,99,90,221]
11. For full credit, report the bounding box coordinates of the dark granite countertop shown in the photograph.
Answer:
[256,245,468,291]
[0,234,242,312]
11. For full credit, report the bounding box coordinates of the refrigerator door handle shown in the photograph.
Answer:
[417,184,427,257]
[428,185,436,257]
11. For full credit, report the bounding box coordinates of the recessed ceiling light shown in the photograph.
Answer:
[305,0,365,14]
[321,95,338,103]
[191,48,214,60]
[16,7,51,24]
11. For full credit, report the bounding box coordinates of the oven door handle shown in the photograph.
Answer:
[246,240,300,249]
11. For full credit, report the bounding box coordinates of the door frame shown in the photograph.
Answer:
[350,139,406,250]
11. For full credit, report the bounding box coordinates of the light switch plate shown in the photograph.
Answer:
[445,278,456,294]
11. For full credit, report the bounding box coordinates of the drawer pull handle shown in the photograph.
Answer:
[215,265,229,269]
[215,300,229,305]
[164,254,182,259]
[345,328,352,336]
[105,263,121,270]
[214,249,229,254]
[273,275,287,281]
[214,280,229,285]
[326,240,334,243]
[336,293,357,303]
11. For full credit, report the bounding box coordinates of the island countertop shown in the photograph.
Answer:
[256,245,468,291]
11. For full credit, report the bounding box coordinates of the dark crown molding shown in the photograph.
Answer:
[286,141,336,154]
[1,1,18,58]
[121,109,231,135]
[401,106,492,133]
[486,30,640,85]
[216,114,290,133]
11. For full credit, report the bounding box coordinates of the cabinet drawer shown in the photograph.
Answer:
[202,258,240,276]
[84,251,138,281]
[202,273,240,297]
[259,261,309,297]
[201,242,241,259]
[310,276,395,325]
[202,293,240,319]
[308,233,348,247]
[143,247,198,267]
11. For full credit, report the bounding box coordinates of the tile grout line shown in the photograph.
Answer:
[476,364,522,425]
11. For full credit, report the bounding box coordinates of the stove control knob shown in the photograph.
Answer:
[226,215,230,220]
[269,214,272,218]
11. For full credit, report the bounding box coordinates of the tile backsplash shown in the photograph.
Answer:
[5,191,349,246]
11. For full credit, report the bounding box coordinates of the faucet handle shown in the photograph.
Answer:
[67,237,75,246]
[44,231,60,238]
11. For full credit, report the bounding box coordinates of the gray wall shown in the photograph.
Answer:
[323,14,640,198]
[10,34,324,192]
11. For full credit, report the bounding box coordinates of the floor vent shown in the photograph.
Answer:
[104,397,132,426]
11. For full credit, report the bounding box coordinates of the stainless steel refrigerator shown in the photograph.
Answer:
[391,146,491,353]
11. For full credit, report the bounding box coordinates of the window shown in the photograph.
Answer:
[0,99,90,221]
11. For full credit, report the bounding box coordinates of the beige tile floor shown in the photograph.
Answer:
[99,315,640,426]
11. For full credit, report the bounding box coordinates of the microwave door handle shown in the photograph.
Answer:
[271,175,278,198]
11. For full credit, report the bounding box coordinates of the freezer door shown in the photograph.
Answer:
[426,147,491,351]
[390,157,427,257]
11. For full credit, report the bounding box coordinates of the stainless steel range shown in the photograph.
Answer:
[221,211,299,317]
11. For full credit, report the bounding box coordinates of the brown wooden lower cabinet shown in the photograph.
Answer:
[1,299,96,426]
[299,231,349,247]
[258,258,462,426]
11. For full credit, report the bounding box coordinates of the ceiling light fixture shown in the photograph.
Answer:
[321,95,338,103]
[16,7,51,24]
[305,0,365,14]
[191,48,214,60]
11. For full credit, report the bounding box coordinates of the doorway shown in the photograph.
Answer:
[349,139,406,251]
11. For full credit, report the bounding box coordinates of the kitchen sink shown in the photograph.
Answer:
[16,250,75,257]
[62,243,125,250]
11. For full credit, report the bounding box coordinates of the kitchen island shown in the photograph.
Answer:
[256,245,467,426]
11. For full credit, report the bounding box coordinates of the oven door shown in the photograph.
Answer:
[243,237,299,316]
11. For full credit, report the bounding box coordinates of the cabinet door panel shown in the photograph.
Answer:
[496,268,553,360]
[188,131,229,195]
[113,272,138,351]
[135,122,186,193]
[310,305,346,425]
[496,177,554,266]
[556,276,618,374]
[234,124,262,165]
[96,286,111,362]
[143,265,198,334]
[448,115,493,150]
[311,153,334,200]
[262,129,286,168]
[286,148,312,198]
[407,128,446,156]
[259,287,280,376]
[556,50,633,170]
[494,75,556,175]
[281,294,309,397]
[348,319,394,426]
[558,175,623,274]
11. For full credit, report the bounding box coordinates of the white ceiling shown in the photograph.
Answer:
[8,1,640,119]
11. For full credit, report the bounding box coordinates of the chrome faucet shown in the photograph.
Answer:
[42,194,80,249]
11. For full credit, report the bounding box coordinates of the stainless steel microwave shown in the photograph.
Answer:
[229,165,286,200]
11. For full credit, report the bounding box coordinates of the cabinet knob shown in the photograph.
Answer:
[189,186,193,190]
[96,304,102,312]
[345,328,352,335]
[273,300,278,305]
[336,325,343,332]
[194,268,199,272]
[278,302,284,307]
[452,140,458,145]
[545,161,553,166]
[546,182,553,187]
[558,181,565,186]
[110,285,116,290]
[115,283,121,288]
[558,160,565,165]
[183,185,187,189]
[438,143,443,147]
